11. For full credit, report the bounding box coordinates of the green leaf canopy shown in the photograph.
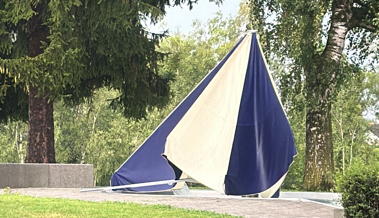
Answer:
[0,0,221,121]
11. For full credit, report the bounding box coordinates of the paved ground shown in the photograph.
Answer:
[0,188,340,218]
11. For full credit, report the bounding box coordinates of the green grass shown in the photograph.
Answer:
[188,186,212,190]
[187,183,211,190]
[0,194,235,218]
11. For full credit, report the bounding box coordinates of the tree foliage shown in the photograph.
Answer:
[340,161,379,218]
[0,120,27,163]
[56,11,245,185]
[0,0,223,163]
[249,0,379,190]
[0,0,177,119]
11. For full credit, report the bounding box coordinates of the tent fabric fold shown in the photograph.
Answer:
[110,36,246,192]
[223,34,296,195]
[164,34,253,193]
[111,31,296,196]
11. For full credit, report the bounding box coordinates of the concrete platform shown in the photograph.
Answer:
[0,164,93,188]
[0,188,343,218]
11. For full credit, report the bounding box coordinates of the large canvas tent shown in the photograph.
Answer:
[111,31,297,197]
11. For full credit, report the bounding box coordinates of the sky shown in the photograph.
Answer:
[148,1,379,122]
[150,0,242,34]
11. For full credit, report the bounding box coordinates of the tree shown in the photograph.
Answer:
[51,11,246,186]
[332,70,369,177]
[281,93,306,190]
[0,0,222,163]
[54,88,138,185]
[0,120,27,163]
[249,0,379,190]
[364,71,379,120]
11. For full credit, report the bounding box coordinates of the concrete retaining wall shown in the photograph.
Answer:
[334,208,345,218]
[0,164,93,188]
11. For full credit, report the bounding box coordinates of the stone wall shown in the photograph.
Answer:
[0,164,93,188]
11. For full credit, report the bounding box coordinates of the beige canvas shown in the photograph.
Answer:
[164,34,252,193]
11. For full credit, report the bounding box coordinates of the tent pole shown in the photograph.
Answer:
[80,178,197,192]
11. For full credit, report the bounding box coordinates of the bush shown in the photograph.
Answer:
[341,162,379,218]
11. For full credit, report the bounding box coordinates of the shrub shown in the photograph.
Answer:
[341,161,379,218]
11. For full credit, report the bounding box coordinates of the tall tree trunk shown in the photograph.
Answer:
[14,123,25,163]
[304,100,334,190]
[350,142,353,166]
[303,0,353,190]
[27,87,55,163]
[342,147,345,176]
[340,119,345,176]
[26,3,55,163]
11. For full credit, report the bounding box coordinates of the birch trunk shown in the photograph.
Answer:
[303,0,353,190]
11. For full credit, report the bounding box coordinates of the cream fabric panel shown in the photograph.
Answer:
[164,34,252,193]
[259,173,287,198]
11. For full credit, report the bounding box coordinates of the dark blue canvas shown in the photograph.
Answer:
[110,37,245,191]
[224,34,297,195]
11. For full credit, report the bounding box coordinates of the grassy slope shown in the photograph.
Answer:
[0,194,236,218]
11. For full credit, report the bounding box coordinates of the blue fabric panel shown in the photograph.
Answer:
[224,34,297,195]
[111,36,246,192]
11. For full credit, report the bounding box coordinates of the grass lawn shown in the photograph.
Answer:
[0,194,235,218]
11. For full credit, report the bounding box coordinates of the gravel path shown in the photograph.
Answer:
[0,188,338,218]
